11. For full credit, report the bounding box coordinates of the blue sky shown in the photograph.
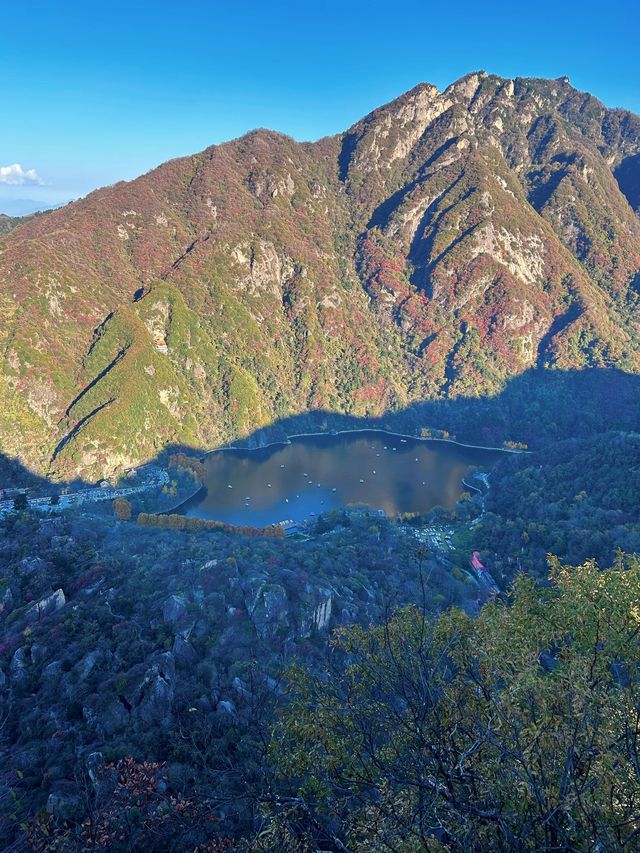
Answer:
[2,0,639,214]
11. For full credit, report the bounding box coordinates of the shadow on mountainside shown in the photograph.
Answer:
[1,366,640,493]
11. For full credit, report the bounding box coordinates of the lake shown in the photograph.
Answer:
[182,431,505,527]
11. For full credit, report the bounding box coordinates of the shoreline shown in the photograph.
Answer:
[200,426,529,460]
[154,484,207,516]
[171,428,511,528]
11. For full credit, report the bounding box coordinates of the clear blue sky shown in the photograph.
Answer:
[2,0,639,213]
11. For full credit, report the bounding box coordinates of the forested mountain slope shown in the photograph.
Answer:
[1,72,639,479]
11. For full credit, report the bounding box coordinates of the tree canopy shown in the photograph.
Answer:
[261,555,640,852]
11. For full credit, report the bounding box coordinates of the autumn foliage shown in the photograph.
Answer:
[28,757,236,852]
[137,512,285,538]
[112,497,132,520]
[168,452,207,483]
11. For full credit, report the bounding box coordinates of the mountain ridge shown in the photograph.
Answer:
[1,71,639,479]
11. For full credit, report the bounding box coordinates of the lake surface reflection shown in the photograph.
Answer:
[183,431,504,527]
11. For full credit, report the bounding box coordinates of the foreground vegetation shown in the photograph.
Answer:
[260,555,640,851]
[1,490,640,850]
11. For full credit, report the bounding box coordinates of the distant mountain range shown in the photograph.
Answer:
[1,72,639,479]
[0,198,69,217]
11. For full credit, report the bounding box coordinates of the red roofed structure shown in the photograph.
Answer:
[471,551,485,571]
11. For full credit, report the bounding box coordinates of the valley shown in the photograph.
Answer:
[1,66,640,851]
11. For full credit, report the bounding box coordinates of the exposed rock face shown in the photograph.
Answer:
[0,72,639,479]
[0,507,474,841]
[26,588,66,622]
[313,594,332,632]
[248,582,289,639]
[300,587,334,637]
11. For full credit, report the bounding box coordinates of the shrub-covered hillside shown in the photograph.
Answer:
[0,505,478,847]
[1,73,639,479]
[3,506,639,851]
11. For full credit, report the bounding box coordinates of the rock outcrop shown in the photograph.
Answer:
[26,589,66,622]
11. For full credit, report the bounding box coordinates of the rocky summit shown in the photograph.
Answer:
[1,71,639,479]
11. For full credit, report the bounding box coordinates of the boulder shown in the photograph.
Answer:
[86,751,104,783]
[75,649,102,681]
[42,660,62,685]
[14,746,42,771]
[10,646,28,680]
[163,594,187,624]
[0,586,13,617]
[217,698,237,718]
[232,676,251,700]
[20,556,52,575]
[173,635,198,665]
[153,651,176,682]
[30,643,47,664]
[100,699,130,736]
[136,666,174,726]
[46,787,83,821]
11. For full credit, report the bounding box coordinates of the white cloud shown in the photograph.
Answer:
[0,163,44,186]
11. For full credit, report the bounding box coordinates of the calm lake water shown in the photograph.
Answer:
[182,431,505,527]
